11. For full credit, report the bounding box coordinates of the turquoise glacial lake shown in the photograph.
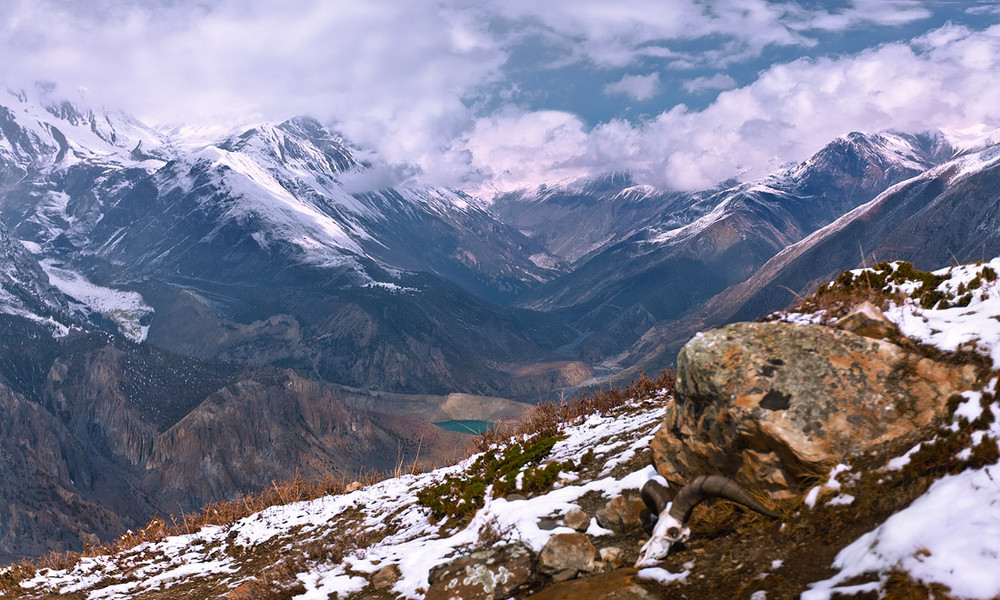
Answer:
[433,420,494,435]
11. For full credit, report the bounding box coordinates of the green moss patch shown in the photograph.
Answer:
[417,434,575,523]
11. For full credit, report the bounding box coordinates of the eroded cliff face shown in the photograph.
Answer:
[144,373,401,512]
[0,321,432,560]
[0,382,133,562]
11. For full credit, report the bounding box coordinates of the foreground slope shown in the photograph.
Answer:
[6,258,1000,599]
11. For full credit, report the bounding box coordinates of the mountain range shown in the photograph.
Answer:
[3,83,1000,559]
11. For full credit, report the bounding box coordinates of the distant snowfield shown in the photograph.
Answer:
[40,260,153,343]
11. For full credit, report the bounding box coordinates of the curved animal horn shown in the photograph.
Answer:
[640,479,672,515]
[667,475,780,524]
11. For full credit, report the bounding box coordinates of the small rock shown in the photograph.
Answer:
[538,533,597,583]
[835,301,899,340]
[537,517,560,530]
[344,481,364,493]
[225,581,255,599]
[426,543,535,600]
[563,508,590,532]
[599,547,624,570]
[595,496,647,534]
[506,493,527,501]
[371,564,401,590]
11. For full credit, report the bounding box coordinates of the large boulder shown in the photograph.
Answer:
[651,321,980,499]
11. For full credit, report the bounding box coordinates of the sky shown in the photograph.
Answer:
[3,0,1000,194]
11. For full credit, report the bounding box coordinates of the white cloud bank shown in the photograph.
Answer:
[1,0,995,194]
[463,23,1000,192]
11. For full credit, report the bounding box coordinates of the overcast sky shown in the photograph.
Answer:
[3,0,1000,194]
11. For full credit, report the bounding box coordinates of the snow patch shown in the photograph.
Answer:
[40,260,153,342]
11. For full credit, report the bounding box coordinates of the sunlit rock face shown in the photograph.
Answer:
[652,321,981,499]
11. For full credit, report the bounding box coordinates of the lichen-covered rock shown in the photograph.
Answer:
[537,532,597,583]
[425,543,535,600]
[595,496,647,534]
[651,321,980,499]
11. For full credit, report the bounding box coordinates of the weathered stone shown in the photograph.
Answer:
[426,543,535,600]
[563,508,591,532]
[835,301,900,340]
[599,547,625,570]
[538,532,597,583]
[595,496,647,534]
[651,321,980,498]
[525,569,659,599]
[371,563,401,590]
[538,517,560,530]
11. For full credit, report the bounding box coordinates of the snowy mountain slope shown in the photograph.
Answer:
[0,223,75,336]
[702,134,1000,330]
[619,137,1000,381]
[1,386,671,599]
[0,86,167,178]
[491,172,698,265]
[7,263,1000,599]
[520,131,949,365]
[0,89,573,394]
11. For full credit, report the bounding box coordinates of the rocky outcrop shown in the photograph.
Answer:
[0,382,133,561]
[595,496,648,534]
[651,320,980,499]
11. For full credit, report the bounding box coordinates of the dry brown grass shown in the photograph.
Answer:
[225,524,379,600]
[476,370,675,452]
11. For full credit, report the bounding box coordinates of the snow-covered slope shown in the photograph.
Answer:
[775,259,1000,599]
[0,224,75,335]
[3,389,671,599]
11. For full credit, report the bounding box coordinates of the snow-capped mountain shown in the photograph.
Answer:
[620,134,1000,376]
[513,131,951,364]
[0,88,573,395]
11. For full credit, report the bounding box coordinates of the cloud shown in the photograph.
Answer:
[603,73,660,101]
[805,0,932,31]
[682,74,738,94]
[0,0,505,185]
[0,1,993,194]
[460,24,1000,192]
